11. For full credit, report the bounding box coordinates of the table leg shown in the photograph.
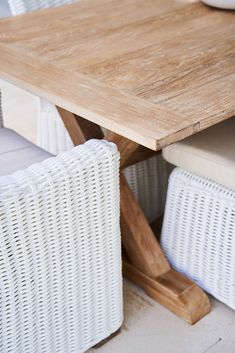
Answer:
[57,108,211,324]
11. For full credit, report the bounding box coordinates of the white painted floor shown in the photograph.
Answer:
[92,282,235,353]
[1,80,235,353]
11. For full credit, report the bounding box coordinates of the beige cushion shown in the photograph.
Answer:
[163,117,235,190]
[0,128,52,176]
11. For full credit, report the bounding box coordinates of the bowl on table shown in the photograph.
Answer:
[201,0,235,9]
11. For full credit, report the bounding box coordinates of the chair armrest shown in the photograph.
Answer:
[0,139,119,198]
[0,139,120,239]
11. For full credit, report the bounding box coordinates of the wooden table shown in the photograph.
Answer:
[0,0,234,324]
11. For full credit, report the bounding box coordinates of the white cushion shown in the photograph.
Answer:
[0,128,52,176]
[162,117,235,191]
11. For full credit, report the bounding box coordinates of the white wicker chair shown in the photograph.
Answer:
[8,0,171,223]
[0,124,123,352]
[161,118,235,309]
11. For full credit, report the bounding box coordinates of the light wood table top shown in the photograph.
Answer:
[0,0,234,150]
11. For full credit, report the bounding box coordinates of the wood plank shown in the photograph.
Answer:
[0,0,193,66]
[123,260,211,324]
[163,73,235,128]
[105,132,169,277]
[120,174,170,277]
[82,19,234,102]
[0,0,184,46]
[106,132,139,168]
[46,2,212,68]
[121,146,158,169]
[0,43,201,150]
[57,107,104,145]
[0,0,234,150]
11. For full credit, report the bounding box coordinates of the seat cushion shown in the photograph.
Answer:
[0,128,52,176]
[162,117,235,190]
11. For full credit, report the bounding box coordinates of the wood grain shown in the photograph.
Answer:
[120,173,170,277]
[106,132,139,168]
[105,132,169,277]
[57,107,104,145]
[0,0,234,150]
[120,146,158,169]
[123,260,211,325]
